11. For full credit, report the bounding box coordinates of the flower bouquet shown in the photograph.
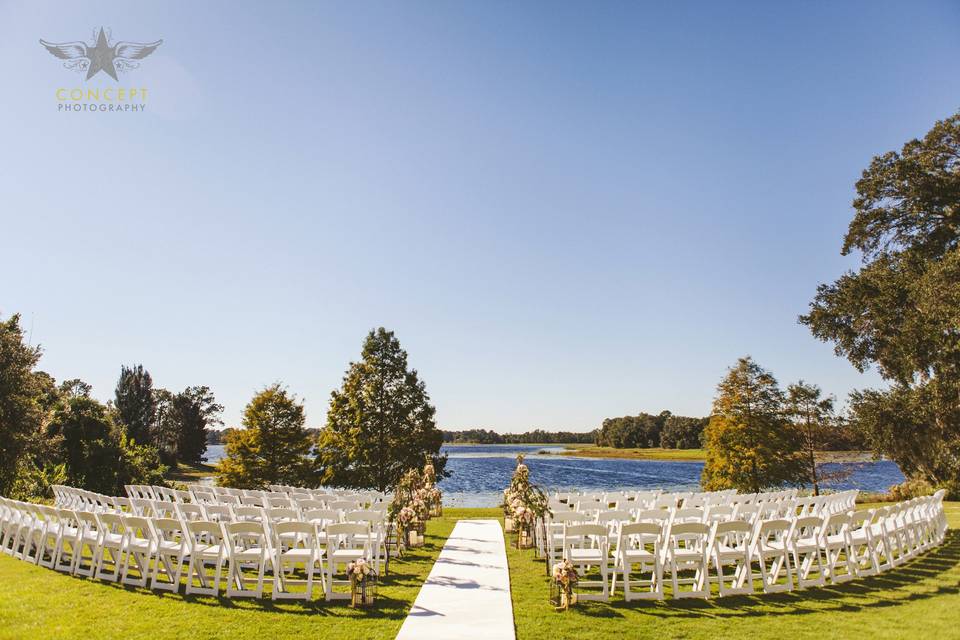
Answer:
[348,558,378,607]
[550,559,579,611]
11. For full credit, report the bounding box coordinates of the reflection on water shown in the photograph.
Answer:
[204,443,905,508]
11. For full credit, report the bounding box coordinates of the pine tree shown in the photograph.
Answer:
[701,357,805,492]
[317,328,447,491]
[114,364,157,445]
[216,384,313,489]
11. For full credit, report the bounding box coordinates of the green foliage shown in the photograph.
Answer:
[317,328,446,492]
[659,415,709,449]
[802,111,960,493]
[701,357,806,493]
[170,386,222,465]
[595,411,672,448]
[46,395,166,495]
[114,364,157,445]
[785,381,847,496]
[216,384,313,489]
[0,313,46,497]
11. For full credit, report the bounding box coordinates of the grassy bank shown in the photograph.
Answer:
[555,445,707,460]
[165,461,217,483]
[506,502,960,640]
[0,511,470,640]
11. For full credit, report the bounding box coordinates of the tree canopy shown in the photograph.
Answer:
[801,111,960,495]
[114,364,157,445]
[317,328,446,492]
[216,384,313,489]
[0,313,46,496]
[701,357,806,493]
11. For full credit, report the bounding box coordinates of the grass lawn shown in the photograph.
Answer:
[165,461,217,483]
[557,445,708,461]
[0,510,467,640]
[507,501,960,639]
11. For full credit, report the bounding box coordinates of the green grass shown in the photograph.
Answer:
[507,502,960,639]
[557,445,708,461]
[0,511,469,640]
[165,461,217,483]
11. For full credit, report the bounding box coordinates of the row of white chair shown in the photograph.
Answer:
[548,491,946,601]
[0,497,379,601]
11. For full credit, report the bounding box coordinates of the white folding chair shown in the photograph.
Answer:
[789,515,826,588]
[751,519,793,593]
[563,523,610,601]
[151,517,188,592]
[665,522,710,599]
[120,516,157,587]
[614,522,663,600]
[820,512,857,584]
[710,520,754,596]
[325,522,370,601]
[185,520,227,596]
[225,521,269,598]
[94,512,126,582]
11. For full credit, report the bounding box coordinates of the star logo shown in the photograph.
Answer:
[40,27,162,81]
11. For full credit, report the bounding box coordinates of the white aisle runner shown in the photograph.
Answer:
[395,519,515,640]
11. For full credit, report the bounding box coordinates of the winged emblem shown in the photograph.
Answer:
[40,27,162,81]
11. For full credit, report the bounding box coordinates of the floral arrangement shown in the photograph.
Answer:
[397,506,416,526]
[551,558,579,610]
[501,453,550,546]
[552,559,579,587]
[347,558,374,583]
[347,558,377,607]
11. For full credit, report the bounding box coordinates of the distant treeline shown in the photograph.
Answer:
[595,412,708,449]
[442,428,597,444]
[596,410,864,451]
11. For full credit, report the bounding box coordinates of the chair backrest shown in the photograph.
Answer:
[713,520,752,550]
[668,521,710,550]
[187,520,224,544]
[177,503,205,522]
[122,515,155,542]
[563,523,609,549]
[226,521,267,549]
[705,505,734,523]
[618,522,662,550]
[326,522,369,550]
[302,508,339,526]
[328,500,361,512]
[203,505,233,522]
[596,510,633,526]
[635,508,671,524]
[267,507,299,523]
[672,508,705,524]
[153,517,186,545]
[233,506,265,522]
[98,512,125,535]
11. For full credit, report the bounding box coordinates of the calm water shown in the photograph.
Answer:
[203,443,904,507]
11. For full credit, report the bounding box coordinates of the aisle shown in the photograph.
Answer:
[395,519,515,640]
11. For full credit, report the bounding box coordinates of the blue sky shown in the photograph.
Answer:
[1,1,958,431]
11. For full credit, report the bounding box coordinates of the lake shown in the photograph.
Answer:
[203,443,905,507]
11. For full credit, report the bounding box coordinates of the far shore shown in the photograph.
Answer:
[442,442,878,463]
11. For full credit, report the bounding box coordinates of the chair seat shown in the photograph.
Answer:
[233,548,266,561]
[194,544,223,558]
[128,539,153,553]
[279,548,315,561]
[569,549,605,563]
[331,549,364,562]
[622,550,656,562]
[670,550,703,562]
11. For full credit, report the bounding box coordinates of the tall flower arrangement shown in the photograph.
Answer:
[501,454,549,548]
[422,457,442,516]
